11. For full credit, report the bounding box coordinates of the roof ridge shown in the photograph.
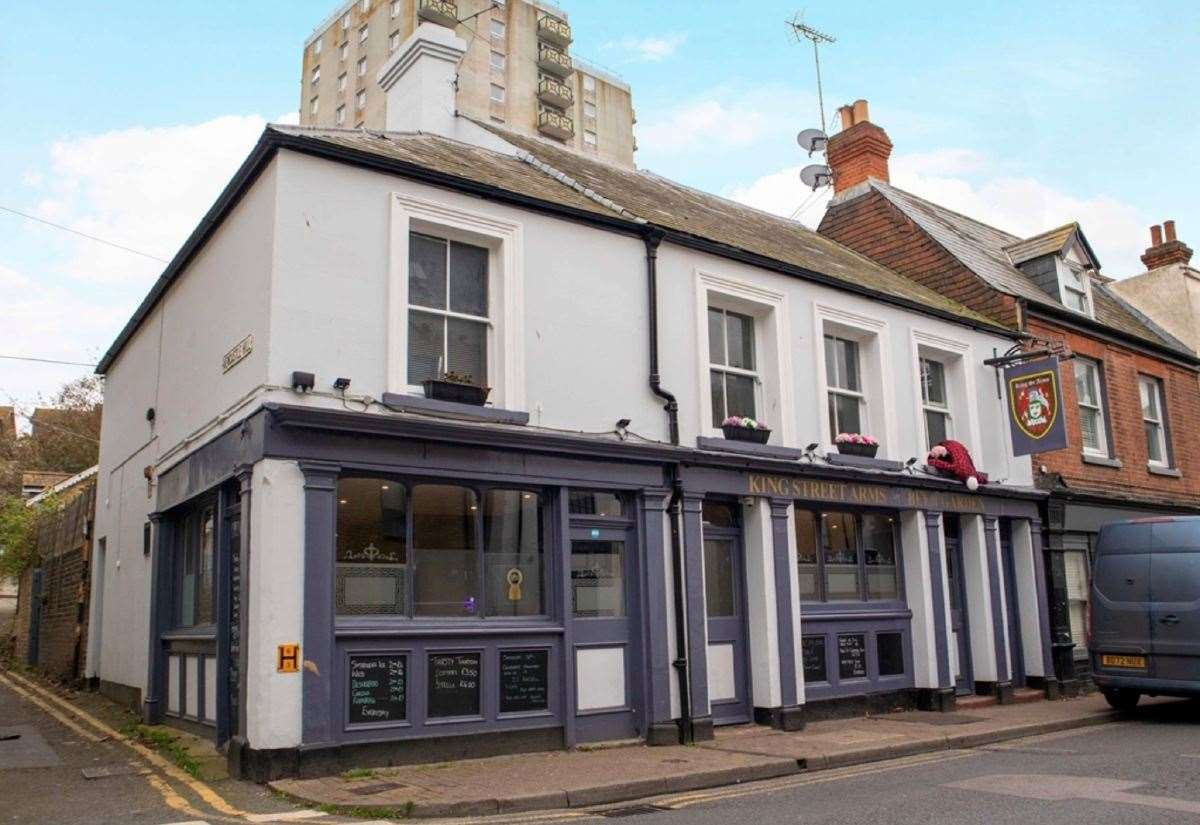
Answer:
[872,179,1021,242]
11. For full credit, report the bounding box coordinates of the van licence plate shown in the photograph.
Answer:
[1101,654,1146,669]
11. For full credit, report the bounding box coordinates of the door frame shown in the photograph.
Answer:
[945,532,974,696]
[1000,533,1027,688]
[701,511,752,725]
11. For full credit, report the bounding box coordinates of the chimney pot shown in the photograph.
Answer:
[838,105,854,130]
[1141,220,1193,270]
[1150,224,1163,247]
[852,99,869,124]
[1165,220,1177,242]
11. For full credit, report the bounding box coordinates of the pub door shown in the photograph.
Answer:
[569,523,643,742]
[702,505,752,725]
[944,519,974,696]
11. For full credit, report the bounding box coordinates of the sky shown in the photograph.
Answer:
[2,0,1198,413]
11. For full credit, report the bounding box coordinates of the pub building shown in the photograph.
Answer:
[85,24,1058,780]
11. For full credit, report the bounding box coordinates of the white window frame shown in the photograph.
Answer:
[342,12,351,29]
[707,306,760,427]
[909,329,979,460]
[313,37,323,55]
[359,24,369,44]
[1055,254,1094,318]
[356,89,367,109]
[825,333,865,436]
[311,65,321,85]
[391,0,401,17]
[694,270,794,443]
[490,18,506,39]
[583,130,597,147]
[335,105,346,126]
[583,74,596,93]
[814,304,895,454]
[489,83,505,103]
[919,357,951,448]
[490,50,506,71]
[310,96,319,116]
[388,194,525,410]
[357,56,368,76]
[1074,357,1109,458]
[338,72,347,92]
[1139,374,1170,468]
[389,30,400,52]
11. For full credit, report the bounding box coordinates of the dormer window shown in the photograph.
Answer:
[1058,259,1092,316]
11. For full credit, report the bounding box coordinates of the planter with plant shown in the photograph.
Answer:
[421,370,491,406]
[721,416,771,444]
[834,432,879,457]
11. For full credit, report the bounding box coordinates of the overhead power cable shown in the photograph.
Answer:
[0,204,170,263]
[0,354,98,368]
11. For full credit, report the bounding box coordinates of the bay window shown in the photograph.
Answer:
[708,307,758,426]
[1139,375,1170,467]
[336,478,544,618]
[1075,358,1108,457]
[794,508,901,603]
[825,334,864,436]
[407,232,490,386]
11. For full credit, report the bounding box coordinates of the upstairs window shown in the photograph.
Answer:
[490,18,506,39]
[356,89,367,109]
[825,334,863,436]
[919,357,950,450]
[338,72,347,91]
[339,42,349,61]
[490,50,506,71]
[335,105,346,125]
[490,83,505,103]
[359,24,370,44]
[313,37,323,56]
[391,0,401,17]
[311,65,321,85]
[708,307,757,426]
[1058,259,1092,315]
[1139,375,1170,467]
[1074,358,1109,457]
[310,96,319,115]
[342,12,351,29]
[583,74,596,93]
[583,101,597,119]
[357,56,368,76]
[407,232,489,386]
[389,30,400,52]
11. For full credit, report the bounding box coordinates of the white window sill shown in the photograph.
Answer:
[1081,453,1122,469]
[1147,464,1181,478]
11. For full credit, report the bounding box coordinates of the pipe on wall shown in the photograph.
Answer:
[642,230,692,741]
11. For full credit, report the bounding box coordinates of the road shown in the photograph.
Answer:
[3,666,1199,825]
[609,698,1200,825]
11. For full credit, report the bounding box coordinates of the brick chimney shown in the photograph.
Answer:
[1141,220,1194,270]
[825,99,893,194]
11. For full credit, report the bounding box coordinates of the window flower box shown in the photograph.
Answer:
[422,372,491,406]
[835,433,878,458]
[721,416,771,445]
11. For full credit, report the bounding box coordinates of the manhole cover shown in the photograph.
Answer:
[601,804,670,817]
[350,781,403,796]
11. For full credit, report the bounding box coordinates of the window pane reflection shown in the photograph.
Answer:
[572,540,624,617]
[413,485,479,616]
[822,511,860,601]
[483,490,542,617]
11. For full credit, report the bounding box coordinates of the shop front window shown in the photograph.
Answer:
[335,478,544,618]
[795,507,902,603]
[568,490,625,518]
[176,505,215,627]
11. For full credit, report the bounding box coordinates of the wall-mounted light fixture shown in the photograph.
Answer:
[292,371,316,392]
[333,377,351,391]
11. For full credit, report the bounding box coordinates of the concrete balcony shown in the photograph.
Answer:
[537,108,574,141]
[537,76,574,109]
[537,43,572,78]
[537,15,572,48]
[417,0,458,28]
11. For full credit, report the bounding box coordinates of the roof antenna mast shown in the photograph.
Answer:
[788,14,836,134]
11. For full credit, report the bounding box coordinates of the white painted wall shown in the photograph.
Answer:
[959,515,997,682]
[901,510,938,689]
[1009,519,1046,678]
[741,499,780,708]
[245,459,306,749]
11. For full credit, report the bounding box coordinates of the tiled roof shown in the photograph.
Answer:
[1003,223,1080,266]
[866,179,1193,357]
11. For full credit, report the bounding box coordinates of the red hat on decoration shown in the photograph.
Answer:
[926,439,988,490]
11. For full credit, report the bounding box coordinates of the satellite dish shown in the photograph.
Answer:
[800,164,833,191]
[797,128,828,155]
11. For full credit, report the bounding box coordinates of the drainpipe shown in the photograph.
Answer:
[643,230,692,742]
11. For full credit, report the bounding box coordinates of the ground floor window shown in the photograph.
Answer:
[175,503,216,628]
[795,507,901,603]
[336,477,544,619]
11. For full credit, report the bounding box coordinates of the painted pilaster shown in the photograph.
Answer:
[640,489,677,745]
[1028,518,1060,697]
[983,516,1014,702]
[680,493,712,741]
[557,489,577,748]
[960,514,999,689]
[768,498,803,728]
[905,510,954,711]
[300,461,340,747]
[142,511,169,724]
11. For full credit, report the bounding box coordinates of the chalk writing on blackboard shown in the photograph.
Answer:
[500,650,549,713]
[838,633,867,680]
[348,654,406,724]
[427,652,481,718]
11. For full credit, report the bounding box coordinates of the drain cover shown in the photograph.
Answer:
[350,781,402,796]
[601,804,670,817]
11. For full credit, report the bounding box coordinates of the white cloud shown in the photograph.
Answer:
[603,33,687,63]
[28,114,271,285]
[730,150,1151,277]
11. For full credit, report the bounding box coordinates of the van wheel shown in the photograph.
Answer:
[1103,688,1141,712]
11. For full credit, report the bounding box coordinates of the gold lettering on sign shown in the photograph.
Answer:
[745,473,985,513]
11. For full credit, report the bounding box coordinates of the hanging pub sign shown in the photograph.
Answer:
[1005,356,1068,456]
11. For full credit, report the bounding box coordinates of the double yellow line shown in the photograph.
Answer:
[0,668,246,822]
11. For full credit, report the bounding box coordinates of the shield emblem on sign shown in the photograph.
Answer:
[1009,370,1059,439]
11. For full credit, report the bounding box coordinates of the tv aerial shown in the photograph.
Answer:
[788,14,836,134]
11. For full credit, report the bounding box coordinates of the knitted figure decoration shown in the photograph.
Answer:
[926,439,989,491]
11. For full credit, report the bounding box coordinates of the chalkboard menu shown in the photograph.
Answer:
[838,633,867,680]
[348,654,407,724]
[428,652,481,718]
[500,650,549,713]
[802,636,827,684]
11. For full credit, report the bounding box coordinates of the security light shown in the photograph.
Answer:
[333,377,352,391]
[616,418,632,429]
[292,371,316,392]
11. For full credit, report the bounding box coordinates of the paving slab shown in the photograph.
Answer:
[272,694,1136,818]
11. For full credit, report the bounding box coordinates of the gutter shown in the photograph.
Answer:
[1027,301,1200,371]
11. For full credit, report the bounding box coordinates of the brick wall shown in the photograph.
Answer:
[1028,316,1200,506]
[819,190,1021,327]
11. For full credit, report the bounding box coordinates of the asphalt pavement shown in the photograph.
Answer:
[604,698,1200,824]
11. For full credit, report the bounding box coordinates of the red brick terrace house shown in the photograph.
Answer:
[818,100,1200,694]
